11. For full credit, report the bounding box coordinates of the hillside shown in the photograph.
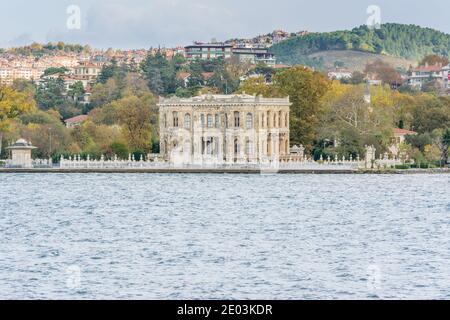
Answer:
[270,23,450,69]
[308,50,415,72]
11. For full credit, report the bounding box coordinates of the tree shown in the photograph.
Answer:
[236,76,279,97]
[36,77,66,110]
[108,141,129,159]
[0,86,36,157]
[273,66,330,149]
[419,55,449,67]
[443,129,450,164]
[103,93,157,151]
[97,58,119,84]
[18,109,70,158]
[44,67,69,76]
[342,71,365,85]
[141,51,177,95]
[68,81,85,104]
[364,59,403,87]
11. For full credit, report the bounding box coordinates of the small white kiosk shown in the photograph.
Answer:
[6,139,37,168]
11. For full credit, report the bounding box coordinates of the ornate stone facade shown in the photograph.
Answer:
[158,94,291,165]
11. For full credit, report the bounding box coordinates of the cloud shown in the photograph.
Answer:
[46,0,242,48]
[1,0,448,49]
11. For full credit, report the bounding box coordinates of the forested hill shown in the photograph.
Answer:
[270,23,450,67]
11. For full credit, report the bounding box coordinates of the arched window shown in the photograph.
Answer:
[234,111,240,128]
[234,138,240,155]
[207,114,213,128]
[273,113,277,128]
[200,114,205,128]
[184,113,191,129]
[279,111,282,127]
[285,113,288,128]
[173,112,179,127]
[261,113,265,128]
[246,113,253,129]
[225,114,229,128]
[215,114,220,128]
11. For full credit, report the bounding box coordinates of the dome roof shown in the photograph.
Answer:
[15,138,29,146]
[6,138,37,150]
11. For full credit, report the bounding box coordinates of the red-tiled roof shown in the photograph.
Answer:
[201,72,215,80]
[64,115,88,124]
[393,128,417,136]
[176,72,191,80]
[412,64,443,72]
[274,64,290,69]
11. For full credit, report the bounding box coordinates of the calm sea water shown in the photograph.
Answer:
[0,173,449,300]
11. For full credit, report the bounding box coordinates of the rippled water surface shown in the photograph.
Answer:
[0,173,449,299]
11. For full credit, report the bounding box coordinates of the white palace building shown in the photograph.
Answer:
[158,94,292,165]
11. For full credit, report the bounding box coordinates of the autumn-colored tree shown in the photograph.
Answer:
[273,66,330,150]
[102,93,157,152]
[419,54,449,67]
[365,59,403,87]
[0,86,36,157]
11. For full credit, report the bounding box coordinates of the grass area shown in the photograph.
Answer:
[308,50,416,72]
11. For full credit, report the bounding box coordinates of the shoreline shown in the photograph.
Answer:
[0,168,449,174]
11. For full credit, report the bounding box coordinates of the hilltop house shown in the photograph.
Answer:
[327,67,352,80]
[64,115,88,128]
[408,63,448,89]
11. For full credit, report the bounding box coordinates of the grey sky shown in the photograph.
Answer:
[1,0,449,49]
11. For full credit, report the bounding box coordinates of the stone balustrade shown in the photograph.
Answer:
[58,153,404,170]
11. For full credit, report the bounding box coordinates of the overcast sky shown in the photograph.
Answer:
[1,0,449,49]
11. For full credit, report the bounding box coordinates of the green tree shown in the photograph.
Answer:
[68,81,86,104]
[36,77,66,110]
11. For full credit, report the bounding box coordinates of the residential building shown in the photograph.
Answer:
[158,94,291,165]
[327,67,352,80]
[73,62,101,81]
[176,72,191,87]
[408,63,446,89]
[442,64,450,91]
[185,43,233,61]
[64,115,89,128]
[232,47,276,66]
[184,42,278,66]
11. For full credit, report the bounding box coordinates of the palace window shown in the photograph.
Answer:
[246,113,253,129]
[201,114,205,128]
[215,114,220,128]
[245,139,253,156]
[273,113,277,128]
[234,138,240,155]
[184,113,191,129]
[207,114,213,128]
[173,112,179,127]
[234,112,240,128]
